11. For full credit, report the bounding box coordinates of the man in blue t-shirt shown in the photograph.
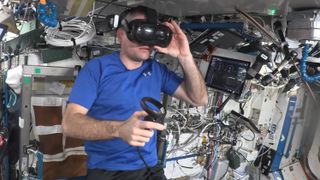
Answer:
[62,6,208,180]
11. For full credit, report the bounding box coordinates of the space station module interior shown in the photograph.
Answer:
[0,0,320,180]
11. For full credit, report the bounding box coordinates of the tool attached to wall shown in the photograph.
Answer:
[246,46,271,80]
[261,51,298,86]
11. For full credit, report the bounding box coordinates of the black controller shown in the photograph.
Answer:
[140,97,166,124]
[140,97,167,165]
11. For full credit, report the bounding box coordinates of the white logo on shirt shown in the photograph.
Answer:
[143,71,152,77]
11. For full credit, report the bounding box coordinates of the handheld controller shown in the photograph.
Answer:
[140,97,166,124]
[140,97,167,165]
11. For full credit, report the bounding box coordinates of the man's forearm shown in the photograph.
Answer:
[179,55,208,105]
[62,113,123,140]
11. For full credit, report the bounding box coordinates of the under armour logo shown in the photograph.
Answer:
[143,71,152,77]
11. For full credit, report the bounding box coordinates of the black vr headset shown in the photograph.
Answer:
[119,6,172,47]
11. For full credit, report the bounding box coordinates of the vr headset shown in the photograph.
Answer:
[121,19,172,47]
[118,6,173,47]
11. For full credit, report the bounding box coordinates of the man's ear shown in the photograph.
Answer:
[116,28,125,43]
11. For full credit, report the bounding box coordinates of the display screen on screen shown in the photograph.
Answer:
[205,56,250,98]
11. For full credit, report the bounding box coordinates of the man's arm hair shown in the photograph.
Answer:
[62,103,123,140]
[173,55,208,106]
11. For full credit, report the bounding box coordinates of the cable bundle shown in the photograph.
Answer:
[44,18,96,47]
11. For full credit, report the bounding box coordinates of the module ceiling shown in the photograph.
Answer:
[112,0,320,17]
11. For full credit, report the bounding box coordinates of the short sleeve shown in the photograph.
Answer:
[160,64,183,95]
[68,60,101,109]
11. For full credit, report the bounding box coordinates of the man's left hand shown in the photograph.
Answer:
[155,20,192,61]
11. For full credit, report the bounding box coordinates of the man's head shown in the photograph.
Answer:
[117,6,172,62]
[119,6,157,26]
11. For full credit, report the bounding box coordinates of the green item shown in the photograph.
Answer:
[226,148,241,169]
[23,77,31,84]
[41,47,73,63]
[34,67,41,74]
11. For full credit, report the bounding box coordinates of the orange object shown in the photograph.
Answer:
[0,135,4,146]
[39,0,46,5]
[201,43,215,62]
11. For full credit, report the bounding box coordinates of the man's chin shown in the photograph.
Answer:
[132,58,147,62]
[134,54,150,62]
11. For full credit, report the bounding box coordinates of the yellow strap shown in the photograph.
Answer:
[80,0,95,17]
[69,0,82,16]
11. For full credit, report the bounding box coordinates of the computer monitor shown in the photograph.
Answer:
[205,55,250,99]
[0,23,8,41]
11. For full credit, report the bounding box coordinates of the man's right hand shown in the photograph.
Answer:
[118,111,165,147]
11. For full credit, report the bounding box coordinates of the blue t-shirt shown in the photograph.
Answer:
[68,51,183,170]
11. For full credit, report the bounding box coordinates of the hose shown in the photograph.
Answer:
[300,44,320,82]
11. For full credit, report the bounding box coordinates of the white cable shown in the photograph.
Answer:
[200,122,214,135]
[168,134,199,153]
[171,108,188,129]
[187,119,205,129]
[87,2,102,17]
[45,4,96,47]
[45,18,96,47]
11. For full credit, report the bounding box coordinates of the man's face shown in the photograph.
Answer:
[117,13,153,62]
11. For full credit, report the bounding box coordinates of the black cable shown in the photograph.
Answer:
[218,167,229,180]
[176,160,194,169]
[137,147,159,180]
[137,147,151,171]
[240,127,255,142]
[240,101,248,115]
[235,151,249,162]
[216,93,233,114]
[239,103,244,115]
[309,42,319,57]
[95,0,117,19]
[273,50,279,64]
